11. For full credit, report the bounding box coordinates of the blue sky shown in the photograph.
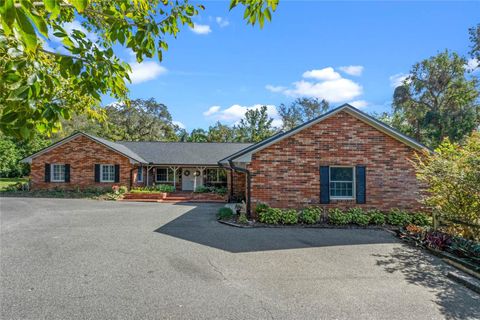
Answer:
[107,1,479,130]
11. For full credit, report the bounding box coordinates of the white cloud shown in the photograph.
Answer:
[215,17,230,27]
[339,65,364,76]
[389,73,409,88]
[266,67,366,104]
[203,104,280,125]
[128,61,167,84]
[265,84,287,93]
[466,58,479,72]
[203,106,221,116]
[172,121,185,129]
[302,67,341,81]
[190,24,212,35]
[348,100,368,108]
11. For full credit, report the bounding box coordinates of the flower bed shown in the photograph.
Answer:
[130,184,175,193]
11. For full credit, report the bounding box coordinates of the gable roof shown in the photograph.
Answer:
[220,103,429,164]
[21,132,147,164]
[118,141,252,166]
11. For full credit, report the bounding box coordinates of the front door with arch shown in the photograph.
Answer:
[182,168,203,191]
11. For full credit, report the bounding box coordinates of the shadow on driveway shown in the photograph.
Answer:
[374,247,480,320]
[154,203,398,253]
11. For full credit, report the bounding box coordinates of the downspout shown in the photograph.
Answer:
[228,160,251,218]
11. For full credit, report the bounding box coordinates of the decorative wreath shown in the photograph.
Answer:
[183,170,190,176]
[194,170,201,176]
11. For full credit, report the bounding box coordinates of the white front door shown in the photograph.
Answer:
[182,168,203,191]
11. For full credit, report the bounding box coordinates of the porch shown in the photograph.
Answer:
[122,191,228,203]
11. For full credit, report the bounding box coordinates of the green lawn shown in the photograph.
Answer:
[0,178,28,191]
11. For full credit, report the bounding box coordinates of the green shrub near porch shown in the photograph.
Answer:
[130,184,175,193]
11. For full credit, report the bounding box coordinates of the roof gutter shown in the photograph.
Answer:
[228,159,251,218]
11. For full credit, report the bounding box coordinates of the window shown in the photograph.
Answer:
[206,168,227,183]
[330,167,355,199]
[156,168,174,182]
[51,164,65,182]
[101,164,115,182]
[137,167,143,182]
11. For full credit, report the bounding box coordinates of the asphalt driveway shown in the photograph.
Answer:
[1,198,479,320]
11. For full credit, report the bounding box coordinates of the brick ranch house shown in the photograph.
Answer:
[22,104,429,214]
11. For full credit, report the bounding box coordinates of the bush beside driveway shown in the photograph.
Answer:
[1,198,479,320]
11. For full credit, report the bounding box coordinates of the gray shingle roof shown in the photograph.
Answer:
[118,141,252,165]
[82,132,148,163]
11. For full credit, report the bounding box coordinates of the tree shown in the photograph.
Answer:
[0,132,50,177]
[392,50,480,148]
[0,0,279,140]
[187,128,208,142]
[235,105,275,142]
[469,24,480,62]
[413,132,480,241]
[207,121,235,142]
[278,98,329,130]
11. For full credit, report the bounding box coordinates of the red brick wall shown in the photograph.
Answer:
[30,135,135,190]
[248,111,423,212]
[227,170,246,200]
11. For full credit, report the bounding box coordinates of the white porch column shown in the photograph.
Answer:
[169,166,179,191]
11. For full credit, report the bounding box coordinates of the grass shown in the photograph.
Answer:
[0,177,28,191]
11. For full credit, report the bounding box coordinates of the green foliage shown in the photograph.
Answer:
[447,237,480,260]
[194,185,227,196]
[217,207,234,220]
[386,209,412,226]
[131,184,175,193]
[0,0,277,139]
[414,133,480,240]
[280,209,298,225]
[255,202,270,214]
[469,24,480,62]
[278,98,329,130]
[258,207,282,224]
[392,50,479,148]
[300,207,321,224]
[237,212,248,224]
[235,105,276,142]
[0,132,50,177]
[347,208,370,226]
[328,208,352,225]
[118,186,128,194]
[368,210,386,225]
[206,122,236,142]
[411,212,431,227]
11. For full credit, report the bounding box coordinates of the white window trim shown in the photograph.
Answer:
[155,168,173,182]
[329,166,356,200]
[50,164,65,183]
[100,164,115,183]
[137,167,143,182]
[206,168,226,183]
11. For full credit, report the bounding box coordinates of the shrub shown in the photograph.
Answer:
[194,185,210,193]
[368,210,386,225]
[217,207,234,220]
[237,213,248,224]
[300,207,321,224]
[411,212,431,226]
[255,203,269,215]
[259,208,282,224]
[118,186,128,194]
[447,237,480,259]
[386,209,412,226]
[280,209,299,225]
[328,208,352,225]
[424,231,452,250]
[154,184,175,193]
[413,132,480,240]
[348,208,370,226]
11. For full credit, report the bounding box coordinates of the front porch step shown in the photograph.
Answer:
[122,192,227,203]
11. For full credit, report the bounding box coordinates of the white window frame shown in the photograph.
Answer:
[137,167,143,182]
[51,164,66,182]
[156,168,173,182]
[100,164,115,183]
[329,166,355,200]
[206,168,226,183]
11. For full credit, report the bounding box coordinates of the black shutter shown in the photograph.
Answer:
[94,164,100,182]
[320,166,330,204]
[356,166,366,204]
[114,164,120,183]
[64,164,70,183]
[45,164,50,182]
